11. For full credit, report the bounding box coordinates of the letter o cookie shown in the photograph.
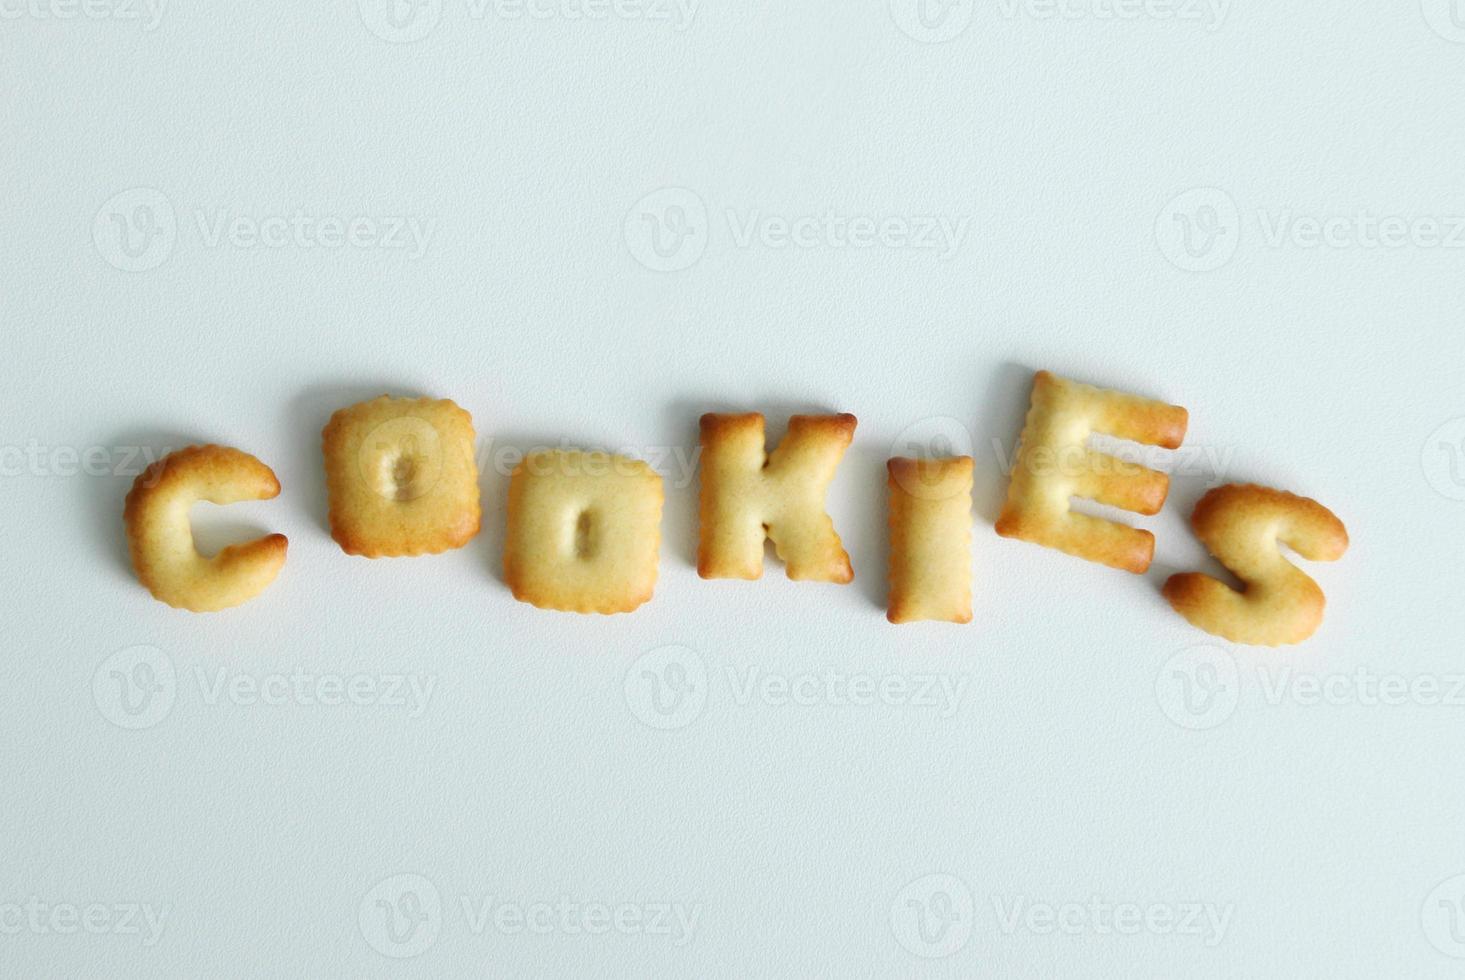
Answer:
[504,450,664,614]
[123,445,288,612]
[322,395,482,557]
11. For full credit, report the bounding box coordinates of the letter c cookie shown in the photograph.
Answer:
[123,445,288,612]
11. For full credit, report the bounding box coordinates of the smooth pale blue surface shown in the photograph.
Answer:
[3,2,1464,975]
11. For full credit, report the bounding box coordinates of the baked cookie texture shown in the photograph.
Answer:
[123,444,288,612]
[887,456,973,624]
[697,412,857,583]
[1163,483,1349,646]
[995,370,1187,573]
[322,395,481,557]
[504,450,663,614]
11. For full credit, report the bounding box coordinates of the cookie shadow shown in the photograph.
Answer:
[847,442,891,611]
[1145,475,1244,602]
[972,360,1034,527]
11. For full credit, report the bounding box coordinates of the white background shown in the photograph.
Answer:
[3,0,1465,975]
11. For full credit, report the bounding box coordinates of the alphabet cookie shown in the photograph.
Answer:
[995,371,1187,573]
[698,412,857,582]
[322,395,481,557]
[886,456,973,624]
[123,444,288,612]
[504,450,664,613]
[1162,484,1349,646]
